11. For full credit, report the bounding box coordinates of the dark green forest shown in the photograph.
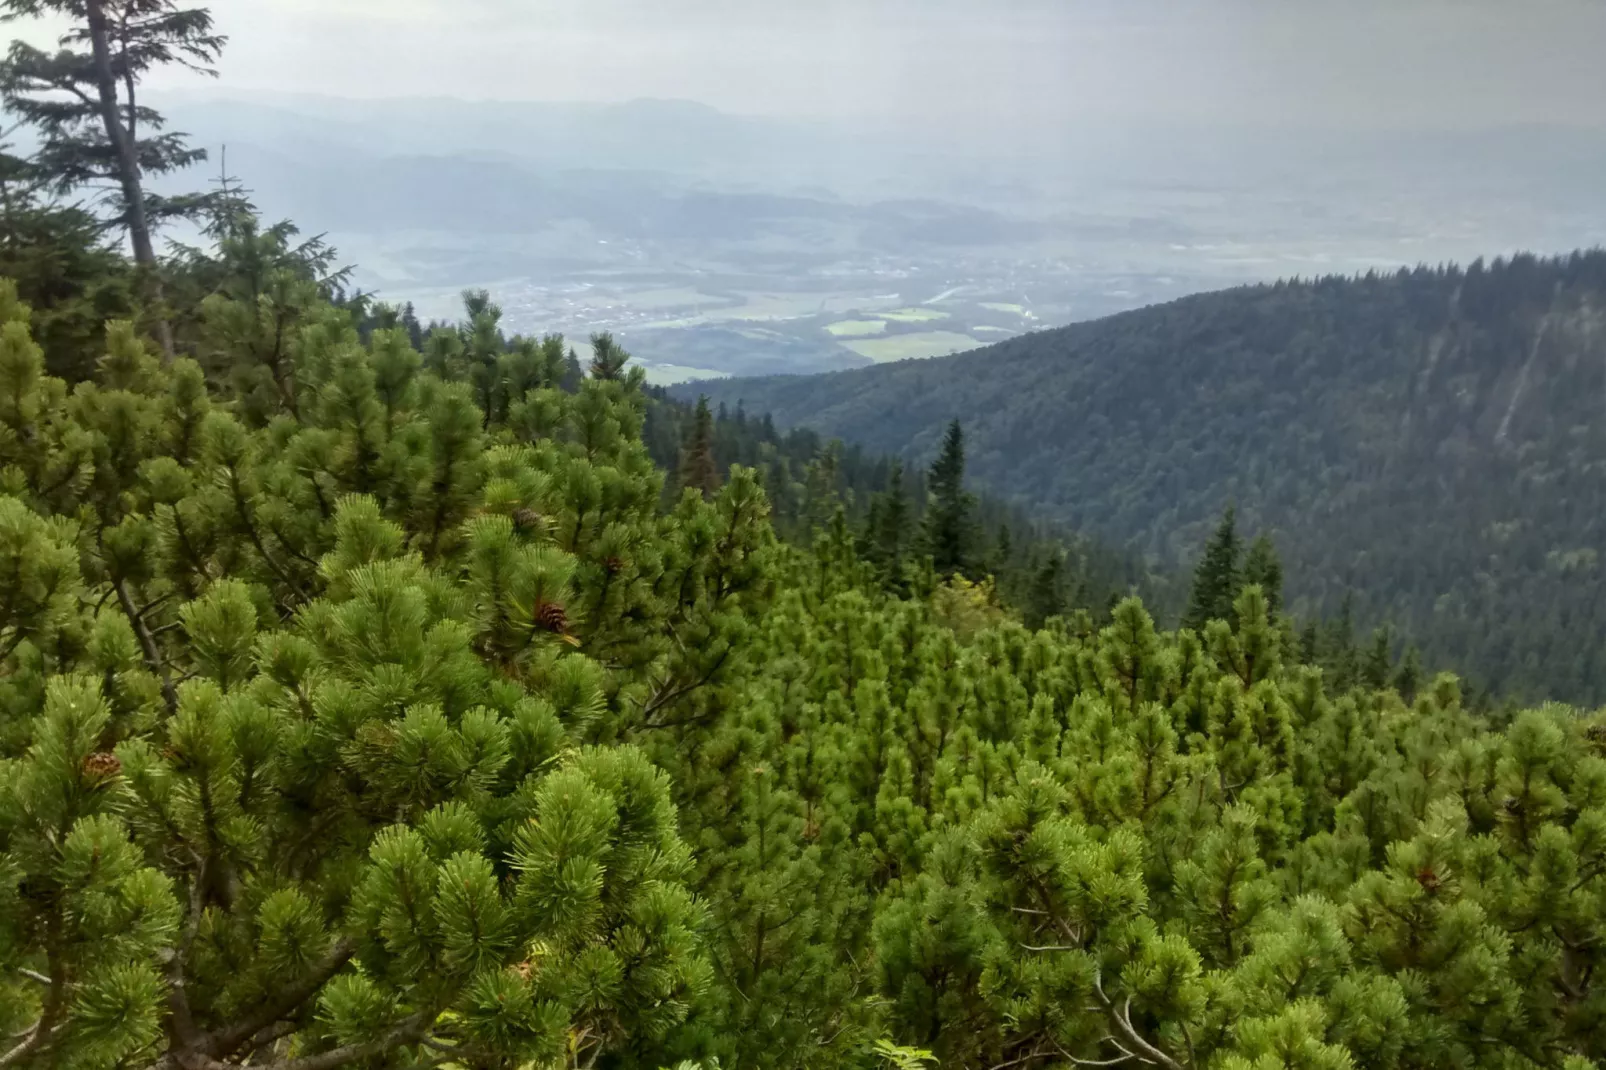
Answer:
[685,253,1606,704]
[639,392,1170,626]
[7,2,1606,1069]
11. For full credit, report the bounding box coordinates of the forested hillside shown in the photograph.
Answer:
[639,390,1170,621]
[5,238,1606,1070]
[685,253,1606,702]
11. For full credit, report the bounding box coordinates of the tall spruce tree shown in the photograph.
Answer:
[1024,551,1062,630]
[867,459,910,587]
[679,394,720,499]
[923,419,974,579]
[1242,530,1283,616]
[1363,625,1393,690]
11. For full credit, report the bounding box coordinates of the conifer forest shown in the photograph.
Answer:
[4,2,1606,1070]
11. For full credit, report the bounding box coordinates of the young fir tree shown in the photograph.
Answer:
[679,395,721,500]
[1183,504,1242,630]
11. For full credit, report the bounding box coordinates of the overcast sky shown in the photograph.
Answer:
[14,0,1606,132]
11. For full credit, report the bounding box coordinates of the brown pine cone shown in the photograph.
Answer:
[536,602,569,634]
[603,555,627,574]
[82,751,122,782]
[513,507,544,532]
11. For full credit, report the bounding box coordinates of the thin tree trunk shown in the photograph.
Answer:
[83,0,175,360]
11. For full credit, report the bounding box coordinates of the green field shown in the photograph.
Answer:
[843,330,980,363]
[615,287,730,311]
[640,363,729,385]
[879,307,951,323]
[980,301,1028,314]
[825,319,889,337]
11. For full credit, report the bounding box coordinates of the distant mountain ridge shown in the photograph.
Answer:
[681,250,1606,702]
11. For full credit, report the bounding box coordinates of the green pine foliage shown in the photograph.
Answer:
[3,223,1606,1070]
[0,265,767,1069]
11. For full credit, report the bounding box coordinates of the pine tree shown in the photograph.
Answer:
[1243,531,1283,616]
[1183,504,1242,630]
[1362,625,1392,690]
[867,460,910,587]
[922,419,974,579]
[589,331,629,380]
[1393,642,1423,701]
[1024,551,1062,630]
[560,346,584,392]
[679,395,720,499]
[1327,592,1359,691]
[400,300,423,350]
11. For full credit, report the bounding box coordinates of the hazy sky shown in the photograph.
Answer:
[15,0,1606,131]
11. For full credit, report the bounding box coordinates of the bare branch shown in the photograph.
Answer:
[200,938,357,1059]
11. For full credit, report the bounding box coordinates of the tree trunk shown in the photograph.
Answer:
[83,0,175,360]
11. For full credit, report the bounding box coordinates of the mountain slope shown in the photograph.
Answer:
[682,251,1606,702]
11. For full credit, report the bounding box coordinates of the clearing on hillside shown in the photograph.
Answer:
[843,330,979,362]
[825,319,890,337]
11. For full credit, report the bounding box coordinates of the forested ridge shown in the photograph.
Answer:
[684,252,1606,703]
[7,1,1606,1067]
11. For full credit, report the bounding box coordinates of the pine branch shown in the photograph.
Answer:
[113,575,178,714]
[1088,971,1183,1070]
[192,1014,427,1070]
[195,938,357,1061]
[0,932,64,1069]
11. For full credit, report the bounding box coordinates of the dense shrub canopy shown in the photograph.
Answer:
[1,260,1604,1070]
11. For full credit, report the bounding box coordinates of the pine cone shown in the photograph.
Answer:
[1414,866,1441,893]
[603,555,627,574]
[82,751,121,782]
[536,602,569,634]
[513,507,543,533]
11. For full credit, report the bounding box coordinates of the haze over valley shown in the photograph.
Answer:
[129,0,1606,384]
[140,90,1606,383]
